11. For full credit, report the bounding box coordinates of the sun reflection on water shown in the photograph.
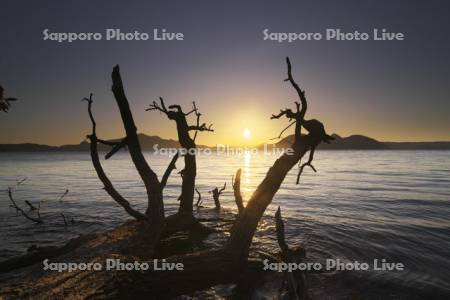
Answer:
[243,150,252,201]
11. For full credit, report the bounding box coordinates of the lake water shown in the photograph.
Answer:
[0,151,449,298]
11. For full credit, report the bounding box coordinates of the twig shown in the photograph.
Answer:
[104,138,128,160]
[271,121,296,140]
[195,188,202,206]
[219,182,226,194]
[24,200,37,210]
[61,213,68,227]
[7,188,42,224]
[58,189,69,202]
[161,153,179,189]
[296,148,317,184]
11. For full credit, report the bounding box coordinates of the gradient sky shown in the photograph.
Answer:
[1,0,449,146]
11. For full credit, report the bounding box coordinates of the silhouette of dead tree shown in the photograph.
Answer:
[103,57,334,297]
[83,67,183,253]
[271,57,334,183]
[146,97,213,227]
[276,207,308,299]
[0,85,18,113]
[4,58,331,297]
[210,182,226,209]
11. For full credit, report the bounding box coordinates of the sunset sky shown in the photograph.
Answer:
[1,0,449,146]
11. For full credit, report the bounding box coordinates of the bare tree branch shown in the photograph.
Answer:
[160,152,179,189]
[188,123,214,132]
[24,200,37,210]
[7,188,42,224]
[58,189,69,202]
[84,94,149,222]
[0,85,18,113]
[146,98,212,216]
[285,57,307,118]
[61,213,68,227]
[271,120,296,140]
[296,148,317,184]
[146,97,168,115]
[104,138,128,160]
[195,188,202,207]
[219,182,226,194]
[111,66,163,222]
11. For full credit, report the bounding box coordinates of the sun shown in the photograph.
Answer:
[243,128,251,140]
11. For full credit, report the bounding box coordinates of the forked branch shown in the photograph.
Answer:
[296,148,317,184]
[285,57,307,118]
[146,97,168,115]
[111,66,162,222]
[84,94,149,222]
[7,187,42,224]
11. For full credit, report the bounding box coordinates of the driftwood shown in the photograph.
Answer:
[6,181,75,228]
[276,207,308,300]
[7,187,42,224]
[90,57,332,297]
[0,85,18,113]
[232,168,244,214]
[0,234,97,274]
[211,182,226,209]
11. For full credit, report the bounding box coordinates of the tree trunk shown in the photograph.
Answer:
[227,137,313,258]
[111,66,164,224]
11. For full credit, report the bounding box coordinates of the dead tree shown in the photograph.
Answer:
[210,182,226,209]
[0,58,330,298]
[276,207,308,300]
[271,57,334,184]
[0,85,18,113]
[146,98,213,224]
[101,57,333,298]
[232,168,244,214]
[84,67,181,254]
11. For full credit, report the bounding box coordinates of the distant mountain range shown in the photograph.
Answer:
[1,133,450,152]
[271,134,450,150]
[0,134,183,152]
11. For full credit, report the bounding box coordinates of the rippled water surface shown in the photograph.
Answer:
[1,151,449,298]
